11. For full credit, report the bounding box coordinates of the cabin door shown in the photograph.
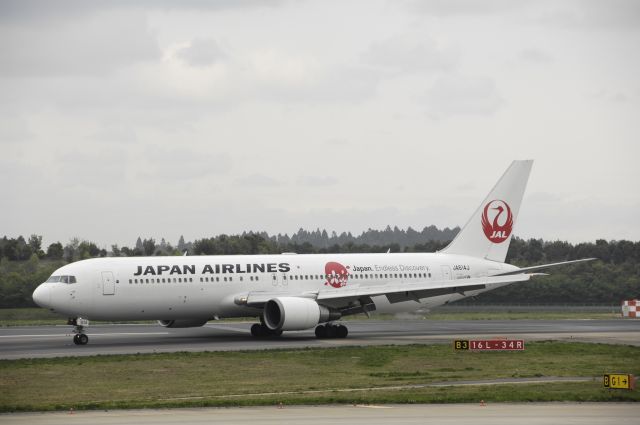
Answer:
[440,265,452,281]
[102,271,115,295]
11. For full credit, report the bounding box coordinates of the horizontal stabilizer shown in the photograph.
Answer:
[490,258,597,276]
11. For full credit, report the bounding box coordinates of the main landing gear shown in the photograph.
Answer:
[315,323,348,339]
[250,323,283,338]
[68,317,89,345]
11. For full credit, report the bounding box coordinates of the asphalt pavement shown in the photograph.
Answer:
[1,319,638,359]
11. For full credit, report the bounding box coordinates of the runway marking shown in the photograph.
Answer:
[0,332,169,338]
[354,405,393,409]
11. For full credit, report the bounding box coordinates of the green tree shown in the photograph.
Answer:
[46,242,64,260]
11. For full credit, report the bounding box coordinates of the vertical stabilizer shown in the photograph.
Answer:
[441,160,533,262]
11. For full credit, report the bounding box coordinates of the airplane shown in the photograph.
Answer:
[32,160,594,345]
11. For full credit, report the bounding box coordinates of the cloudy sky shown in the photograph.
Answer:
[1,0,639,248]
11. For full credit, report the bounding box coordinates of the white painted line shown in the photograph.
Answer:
[0,332,169,338]
[354,405,393,409]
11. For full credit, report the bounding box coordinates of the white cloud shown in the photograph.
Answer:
[421,75,503,117]
[297,176,338,187]
[0,0,638,245]
[235,174,281,187]
[0,10,159,77]
[519,48,554,64]
[361,36,457,75]
[176,39,227,67]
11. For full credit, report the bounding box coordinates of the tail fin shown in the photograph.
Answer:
[441,160,533,262]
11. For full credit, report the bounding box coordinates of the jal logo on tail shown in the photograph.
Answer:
[481,200,513,243]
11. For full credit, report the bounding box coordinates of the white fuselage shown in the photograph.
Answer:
[33,252,517,322]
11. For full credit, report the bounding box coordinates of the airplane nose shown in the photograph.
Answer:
[33,284,51,308]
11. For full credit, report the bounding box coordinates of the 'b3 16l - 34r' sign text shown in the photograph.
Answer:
[454,339,525,351]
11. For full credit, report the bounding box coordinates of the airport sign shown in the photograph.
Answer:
[454,339,525,351]
[603,374,635,390]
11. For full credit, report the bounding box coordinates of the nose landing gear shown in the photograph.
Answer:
[68,317,89,345]
[73,333,89,345]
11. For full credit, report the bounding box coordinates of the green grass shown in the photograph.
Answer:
[0,342,638,412]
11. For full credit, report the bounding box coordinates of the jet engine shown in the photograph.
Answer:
[157,319,208,328]
[263,297,340,331]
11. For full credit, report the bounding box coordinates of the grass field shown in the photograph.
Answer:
[0,307,622,327]
[0,342,638,412]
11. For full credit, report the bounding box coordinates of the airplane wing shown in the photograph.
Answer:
[240,274,529,309]
[238,258,596,311]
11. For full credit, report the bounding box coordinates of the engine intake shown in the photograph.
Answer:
[263,297,341,331]
[157,319,208,328]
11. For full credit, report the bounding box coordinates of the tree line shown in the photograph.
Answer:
[1,230,638,308]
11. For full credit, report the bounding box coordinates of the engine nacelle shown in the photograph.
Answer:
[263,297,340,331]
[157,319,208,328]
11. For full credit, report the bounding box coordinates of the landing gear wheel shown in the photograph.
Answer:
[336,325,348,338]
[250,323,282,338]
[251,323,264,337]
[72,333,88,345]
[326,324,337,338]
[315,325,327,339]
[315,324,348,339]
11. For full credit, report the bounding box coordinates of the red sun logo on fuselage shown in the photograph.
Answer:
[481,199,513,243]
[325,262,349,288]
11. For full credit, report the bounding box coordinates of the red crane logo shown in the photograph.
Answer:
[325,262,349,288]
[481,199,513,243]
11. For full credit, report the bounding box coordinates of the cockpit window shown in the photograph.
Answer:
[46,275,77,284]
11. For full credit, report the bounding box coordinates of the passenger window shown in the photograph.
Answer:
[256,276,259,281]
[224,277,227,282]
[240,277,244,282]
